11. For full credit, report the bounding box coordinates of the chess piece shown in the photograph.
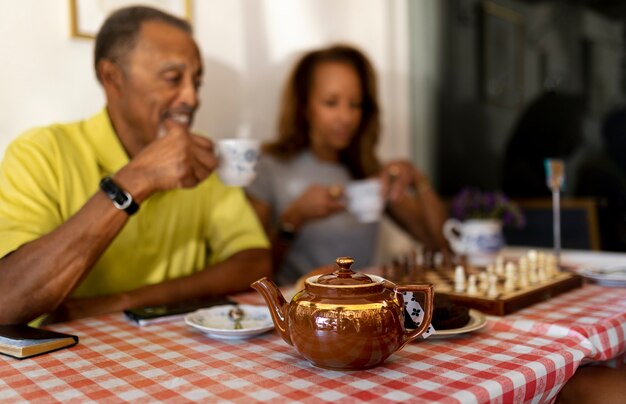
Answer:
[479,271,489,293]
[454,265,466,293]
[486,264,495,276]
[424,249,435,269]
[467,274,478,295]
[486,274,499,298]
[459,254,469,269]
[409,249,422,283]
[504,263,516,292]
[518,257,529,288]
[495,256,505,277]
[537,265,547,283]
[401,255,410,282]
[547,254,558,277]
[537,252,546,273]
[529,265,538,284]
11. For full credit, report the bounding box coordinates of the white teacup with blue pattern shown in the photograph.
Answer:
[216,138,260,187]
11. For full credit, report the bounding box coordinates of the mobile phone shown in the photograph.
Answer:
[124,296,235,326]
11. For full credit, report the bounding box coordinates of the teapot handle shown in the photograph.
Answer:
[395,284,434,349]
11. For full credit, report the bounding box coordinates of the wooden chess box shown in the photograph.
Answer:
[425,268,583,316]
[381,251,584,316]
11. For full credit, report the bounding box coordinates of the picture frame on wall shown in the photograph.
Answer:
[69,0,193,39]
[480,1,525,109]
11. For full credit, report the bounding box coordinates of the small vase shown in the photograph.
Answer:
[443,218,505,265]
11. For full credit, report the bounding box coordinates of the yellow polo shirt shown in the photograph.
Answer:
[0,109,269,298]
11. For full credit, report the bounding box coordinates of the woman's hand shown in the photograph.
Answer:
[281,185,345,230]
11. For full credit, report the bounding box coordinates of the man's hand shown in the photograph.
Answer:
[43,294,129,324]
[118,123,218,201]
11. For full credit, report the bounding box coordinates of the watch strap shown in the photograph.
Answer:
[277,221,297,241]
[99,177,139,215]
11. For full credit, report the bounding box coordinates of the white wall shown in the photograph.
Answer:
[0,0,439,166]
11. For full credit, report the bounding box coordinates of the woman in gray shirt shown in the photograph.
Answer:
[246,44,449,285]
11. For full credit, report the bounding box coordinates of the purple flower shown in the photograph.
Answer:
[450,187,524,228]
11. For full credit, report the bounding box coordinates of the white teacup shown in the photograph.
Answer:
[345,178,384,223]
[443,218,505,265]
[216,138,260,187]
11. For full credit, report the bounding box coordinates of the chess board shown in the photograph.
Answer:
[381,251,583,316]
[417,267,582,316]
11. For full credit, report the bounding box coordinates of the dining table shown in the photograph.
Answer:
[1,248,625,403]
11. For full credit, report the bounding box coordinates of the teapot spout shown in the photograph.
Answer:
[250,277,292,346]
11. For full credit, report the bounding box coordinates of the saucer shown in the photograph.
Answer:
[431,309,487,338]
[580,266,626,288]
[185,304,274,340]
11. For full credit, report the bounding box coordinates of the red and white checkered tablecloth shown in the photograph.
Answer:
[499,284,626,366]
[0,288,616,404]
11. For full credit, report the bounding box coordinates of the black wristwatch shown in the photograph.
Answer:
[277,221,297,242]
[99,177,139,215]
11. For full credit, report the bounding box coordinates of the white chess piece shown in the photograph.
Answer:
[538,266,547,282]
[454,265,466,293]
[487,274,499,298]
[529,265,538,284]
[504,263,516,292]
[518,258,529,288]
[537,252,546,272]
[479,272,489,293]
[467,274,478,295]
[519,256,528,269]
[547,254,558,277]
[495,256,505,276]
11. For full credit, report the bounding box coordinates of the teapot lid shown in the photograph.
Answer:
[316,257,375,285]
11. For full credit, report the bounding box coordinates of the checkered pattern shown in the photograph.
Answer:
[0,283,623,403]
[499,285,626,363]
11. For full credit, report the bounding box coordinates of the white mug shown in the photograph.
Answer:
[345,178,384,223]
[216,138,260,187]
[443,218,504,265]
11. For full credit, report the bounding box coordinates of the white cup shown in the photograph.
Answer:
[216,138,261,187]
[345,178,384,223]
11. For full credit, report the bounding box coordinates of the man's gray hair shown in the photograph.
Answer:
[94,6,192,82]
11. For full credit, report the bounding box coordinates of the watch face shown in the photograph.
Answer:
[100,177,135,211]
[112,190,132,210]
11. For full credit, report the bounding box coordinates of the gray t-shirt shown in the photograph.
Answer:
[246,151,379,285]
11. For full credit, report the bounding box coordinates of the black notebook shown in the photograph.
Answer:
[0,324,79,359]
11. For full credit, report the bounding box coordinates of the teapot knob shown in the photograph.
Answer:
[336,257,355,277]
[317,256,373,285]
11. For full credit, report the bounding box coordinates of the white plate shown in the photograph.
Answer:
[580,266,626,288]
[431,309,487,338]
[185,305,274,340]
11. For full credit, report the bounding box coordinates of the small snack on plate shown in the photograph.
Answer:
[431,295,471,330]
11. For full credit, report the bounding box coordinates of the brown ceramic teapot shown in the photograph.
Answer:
[251,257,434,370]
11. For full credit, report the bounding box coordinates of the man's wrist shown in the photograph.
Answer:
[112,166,153,204]
[277,220,297,241]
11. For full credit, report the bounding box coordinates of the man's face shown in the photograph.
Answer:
[113,20,203,148]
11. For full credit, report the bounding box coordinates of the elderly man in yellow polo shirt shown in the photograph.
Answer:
[0,6,271,325]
